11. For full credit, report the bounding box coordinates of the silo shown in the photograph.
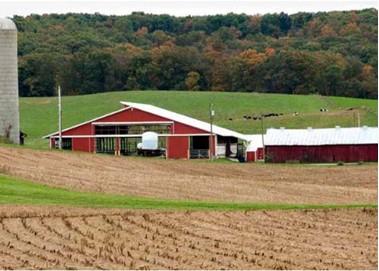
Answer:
[0,18,19,144]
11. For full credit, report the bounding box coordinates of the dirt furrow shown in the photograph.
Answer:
[0,206,376,269]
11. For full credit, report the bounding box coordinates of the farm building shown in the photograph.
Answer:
[44,101,252,160]
[245,134,264,162]
[264,127,378,163]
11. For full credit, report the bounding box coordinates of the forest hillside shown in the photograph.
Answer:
[13,9,378,98]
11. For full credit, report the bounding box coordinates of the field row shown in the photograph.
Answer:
[0,207,376,269]
[0,146,377,205]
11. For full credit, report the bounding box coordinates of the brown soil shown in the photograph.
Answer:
[0,146,377,204]
[0,206,376,269]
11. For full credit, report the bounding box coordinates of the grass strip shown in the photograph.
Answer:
[0,174,376,211]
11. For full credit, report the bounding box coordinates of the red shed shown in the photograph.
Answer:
[264,127,378,163]
[245,134,264,162]
[44,101,248,160]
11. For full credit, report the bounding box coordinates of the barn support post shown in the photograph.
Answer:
[214,135,218,159]
[165,136,168,159]
[116,137,121,156]
[91,124,95,153]
[93,136,97,154]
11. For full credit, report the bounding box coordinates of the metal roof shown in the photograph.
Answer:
[120,101,248,140]
[264,127,378,146]
[43,102,249,141]
[0,18,16,30]
[245,134,264,151]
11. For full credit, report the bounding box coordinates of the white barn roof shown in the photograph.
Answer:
[244,134,264,151]
[121,101,248,140]
[43,101,249,140]
[265,127,378,146]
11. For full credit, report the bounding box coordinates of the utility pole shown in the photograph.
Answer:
[353,110,361,127]
[58,85,62,150]
[209,103,215,161]
[260,114,265,147]
[260,114,265,161]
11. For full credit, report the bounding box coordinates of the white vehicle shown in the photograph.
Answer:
[137,132,165,156]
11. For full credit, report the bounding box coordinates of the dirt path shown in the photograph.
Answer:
[0,206,376,269]
[0,146,377,204]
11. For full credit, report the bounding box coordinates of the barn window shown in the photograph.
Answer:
[127,124,169,134]
[95,125,128,135]
[54,138,72,150]
[95,124,169,135]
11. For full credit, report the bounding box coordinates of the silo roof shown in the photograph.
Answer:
[0,18,17,30]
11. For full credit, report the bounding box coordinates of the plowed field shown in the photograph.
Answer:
[0,146,376,204]
[0,206,376,269]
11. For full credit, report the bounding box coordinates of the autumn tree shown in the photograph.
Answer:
[185,71,201,90]
[12,9,378,98]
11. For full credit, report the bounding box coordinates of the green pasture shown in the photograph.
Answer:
[19,91,378,148]
[0,174,376,211]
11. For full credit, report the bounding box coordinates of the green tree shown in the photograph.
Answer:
[279,12,292,33]
[11,9,378,98]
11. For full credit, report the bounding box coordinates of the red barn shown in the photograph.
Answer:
[264,127,378,163]
[44,101,249,159]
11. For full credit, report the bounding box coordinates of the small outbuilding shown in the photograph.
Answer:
[264,126,378,163]
[244,134,264,162]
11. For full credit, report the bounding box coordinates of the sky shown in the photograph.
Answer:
[0,0,377,18]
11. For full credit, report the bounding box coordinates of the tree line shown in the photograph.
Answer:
[13,9,378,98]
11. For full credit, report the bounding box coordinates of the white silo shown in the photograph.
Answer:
[0,18,19,144]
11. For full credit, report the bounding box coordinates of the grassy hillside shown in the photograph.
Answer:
[0,174,375,210]
[19,91,378,148]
